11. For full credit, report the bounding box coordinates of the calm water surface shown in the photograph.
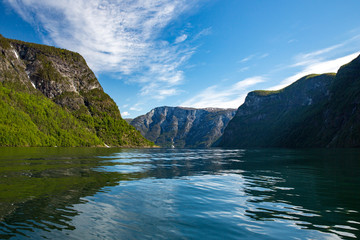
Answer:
[0,148,359,239]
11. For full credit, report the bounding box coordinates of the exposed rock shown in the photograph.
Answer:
[0,34,153,147]
[124,118,133,124]
[131,106,236,148]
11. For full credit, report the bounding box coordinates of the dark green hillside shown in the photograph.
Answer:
[0,34,153,147]
[219,54,360,148]
[301,55,360,147]
[219,73,336,148]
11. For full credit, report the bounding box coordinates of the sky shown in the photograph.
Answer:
[1,0,360,118]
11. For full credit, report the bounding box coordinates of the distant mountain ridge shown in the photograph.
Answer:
[130,106,236,148]
[218,54,360,148]
[0,34,153,147]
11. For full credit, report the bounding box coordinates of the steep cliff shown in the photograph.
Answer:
[219,54,360,148]
[130,106,236,148]
[0,34,153,147]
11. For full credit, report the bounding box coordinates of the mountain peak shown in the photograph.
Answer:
[0,35,153,147]
[130,106,236,148]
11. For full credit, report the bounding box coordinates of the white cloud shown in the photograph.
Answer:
[292,43,345,68]
[5,0,205,100]
[239,54,255,63]
[267,35,360,91]
[268,51,360,91]
[155,88,179,100]
[129,107,141,111]
[290,35,360,68]
[238,66,249,72]
[238,53,269,64]
[193,27,212,41]
[122,111,130,117]
[181,76,265,108]
[288,39,297,44]
[259,53,269,59]
[175,34,188,44]
[129,103,143,111]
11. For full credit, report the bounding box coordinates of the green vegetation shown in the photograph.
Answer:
[0,34,10,50]
[252,89,282,96]
[80,89,154,147]
[0,35,154,147]
[0,80,153,147]
[219,58,360,148]
[252,74,336,97]
[37,55,66,82]
[0,147,139,220]
[0,82,103,146]
[219,73,339,148]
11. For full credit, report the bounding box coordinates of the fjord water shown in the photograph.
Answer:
[0,148,359,239]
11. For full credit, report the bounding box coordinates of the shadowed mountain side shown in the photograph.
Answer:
[218,54,360,148]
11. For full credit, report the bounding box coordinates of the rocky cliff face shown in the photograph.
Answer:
[219,54,360,148]
[0,34,153,147]
[130,106,236,148]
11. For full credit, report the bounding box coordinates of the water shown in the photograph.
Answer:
[0,148,359,239]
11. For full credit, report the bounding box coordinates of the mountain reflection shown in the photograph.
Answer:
[238,149,360,239]
[0,148,359,239]
[0,147,142,238]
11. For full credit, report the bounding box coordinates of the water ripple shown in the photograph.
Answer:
[0,148,359,239]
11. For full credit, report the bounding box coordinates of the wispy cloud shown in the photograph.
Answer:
[181,76,265,108]
[5,0,206,100]
[175,34,188,44]
[268,52,360,90]
[193,27,212,41]
[238,66,250,73]
[129,103,143,112]
[268,35,360,91]
[239,54,255,63]
[290,34,360,67]
[291,43,345,68]
[122,111,130,117]
[259,53,269,59]
[238,53,269,64]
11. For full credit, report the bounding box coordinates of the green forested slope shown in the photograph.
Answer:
[0,34,153,147]
[0,83,103,146]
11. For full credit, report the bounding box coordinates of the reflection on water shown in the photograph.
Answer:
[0,148,359,239]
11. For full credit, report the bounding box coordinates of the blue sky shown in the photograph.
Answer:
[1,0,360,118]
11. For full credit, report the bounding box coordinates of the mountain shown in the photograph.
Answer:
[218,54,360,148]
[124,118,133,124]
[130,106,236,148]
[0,34,153,147]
